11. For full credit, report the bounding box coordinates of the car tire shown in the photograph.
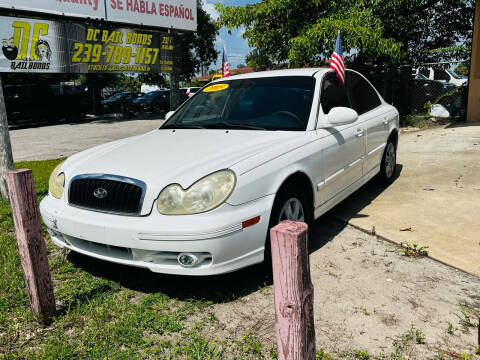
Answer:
[379,138,397,184]
[264,183,312,268]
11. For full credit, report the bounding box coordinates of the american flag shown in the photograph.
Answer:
[330,31,345,84]
[222,45,230,77]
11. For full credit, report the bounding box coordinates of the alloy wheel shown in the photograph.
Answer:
[385,142,396,178]
[278,198,305,223]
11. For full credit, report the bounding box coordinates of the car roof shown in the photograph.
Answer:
[212,68,332,82]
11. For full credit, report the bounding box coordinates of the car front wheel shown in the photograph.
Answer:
[264,184,312,267]
[379,139,397,183]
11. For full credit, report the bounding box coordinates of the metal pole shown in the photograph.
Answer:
[170,31,180,111]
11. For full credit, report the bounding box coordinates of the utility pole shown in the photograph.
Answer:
[170,31,180,111]
[0,74,14,200]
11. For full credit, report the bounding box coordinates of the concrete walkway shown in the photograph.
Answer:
[11,118,165,162]
[329,123,480,276]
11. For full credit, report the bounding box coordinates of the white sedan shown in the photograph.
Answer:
[40,68,399,276]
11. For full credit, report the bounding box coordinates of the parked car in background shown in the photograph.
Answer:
[133,90,170,114]
[414,67,468,86]
[101,91,143,116]
[134,90,188,115]
[3,84,89,125]
[40,68,399,276]
[180,87,201,98]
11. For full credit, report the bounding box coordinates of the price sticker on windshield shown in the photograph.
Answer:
[203,83,229,93]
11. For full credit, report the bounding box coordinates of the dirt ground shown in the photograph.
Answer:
[207,218,480,359]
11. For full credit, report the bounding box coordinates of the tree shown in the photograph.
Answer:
[217,0,402,68]
[361,0,474,65]
[114,74,142,91]
[216,0,474,68]
[177,0,219,81]
[455,63,470,76]
[137,73,168,88]
[237,64,246,69]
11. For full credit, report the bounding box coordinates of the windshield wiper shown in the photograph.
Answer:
[206,122,269,131]
[161,124,207,130]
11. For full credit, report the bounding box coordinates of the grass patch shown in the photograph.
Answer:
[386,325,426,360]
[316,348,333,360]
[457,300,480,329]
[352,349,370,359]
[400,242,429,258]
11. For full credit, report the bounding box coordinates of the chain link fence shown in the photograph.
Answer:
[353,61,469,125]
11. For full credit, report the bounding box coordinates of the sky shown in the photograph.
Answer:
[201,0,259,72]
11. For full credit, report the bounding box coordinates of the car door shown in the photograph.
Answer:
[345,71,389,175]
[316,71,366,205]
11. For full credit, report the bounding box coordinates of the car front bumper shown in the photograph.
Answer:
[39,194,275,276]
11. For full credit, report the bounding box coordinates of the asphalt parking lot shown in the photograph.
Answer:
[11,118,165,162]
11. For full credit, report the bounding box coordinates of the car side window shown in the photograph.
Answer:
[433,68,450,81]
[346,72,381,115]
[320,72,350,114]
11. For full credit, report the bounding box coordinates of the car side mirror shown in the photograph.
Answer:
[319,107,359,128]
[165,111,175,120]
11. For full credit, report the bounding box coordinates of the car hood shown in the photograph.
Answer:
[61,129,307,214]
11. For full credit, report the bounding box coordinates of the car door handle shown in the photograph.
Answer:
[355,128,365,137]
[383,120,389,125]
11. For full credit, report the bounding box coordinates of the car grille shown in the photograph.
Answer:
[69,176,145,216]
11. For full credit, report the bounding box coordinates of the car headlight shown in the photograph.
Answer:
[49,162,65,199]
[156,170,236,215]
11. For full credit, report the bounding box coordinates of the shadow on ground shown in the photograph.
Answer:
[326,164,403,228]
[67,165,402,304]
[9,113,164,130]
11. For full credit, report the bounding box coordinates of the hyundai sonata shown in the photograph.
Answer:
[40,68,399,275]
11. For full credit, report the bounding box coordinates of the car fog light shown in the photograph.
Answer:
[178,253,199,268]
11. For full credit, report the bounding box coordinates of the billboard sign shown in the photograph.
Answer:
[108,0,197,31]
[0,15,175,73]
[0,0,197,31]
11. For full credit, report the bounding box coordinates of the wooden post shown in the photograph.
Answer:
[270,221,316,360]
[0,74,14,200]
[6,169,56,323]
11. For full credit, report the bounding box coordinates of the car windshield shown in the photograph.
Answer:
[142,91,162,99]
[162,76,315,131]
[108,92,127,101]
